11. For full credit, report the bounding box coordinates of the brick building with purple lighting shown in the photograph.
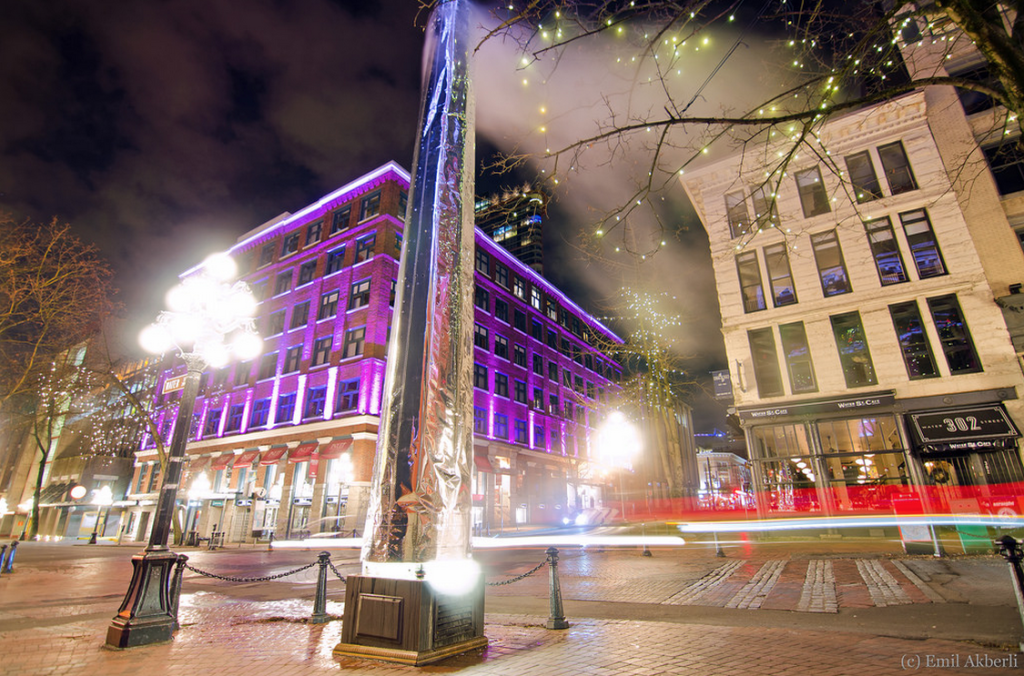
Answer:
[123,162,624,543]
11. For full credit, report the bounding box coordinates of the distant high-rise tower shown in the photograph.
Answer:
[475,188,547,274]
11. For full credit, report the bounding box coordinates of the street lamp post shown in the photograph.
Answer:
[106,253,260,649]
[89,486,113,545]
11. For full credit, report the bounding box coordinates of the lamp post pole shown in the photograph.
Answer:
[107,254,260,649]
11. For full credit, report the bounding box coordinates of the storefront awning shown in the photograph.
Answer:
[210,454,233,471]
[233,449,261,468]
[474,455,495,473]
[318,439,352,459]
[260,447,288,465]
[908,405,1020,452]
[288,443,318,463]
[188,456,211,472]
[39,482,71,504]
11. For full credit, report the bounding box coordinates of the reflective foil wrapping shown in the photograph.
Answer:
[361,0,475,565]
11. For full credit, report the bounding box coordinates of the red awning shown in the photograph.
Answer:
[233,449,260,468]
[260,447,288,465]
[288,443,318,463]
[188,456,210,472]
[318,439,352,459]
[211,454,233,471]
[474,455,494,473]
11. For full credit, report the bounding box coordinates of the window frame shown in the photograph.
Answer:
[795,166,831,218]
[878,141,918,195]
[736,251,766,313]
[811,229,852,296]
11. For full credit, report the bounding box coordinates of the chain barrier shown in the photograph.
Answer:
[326,557,349,583]
[183,559,318,583]
[485,559,547,586]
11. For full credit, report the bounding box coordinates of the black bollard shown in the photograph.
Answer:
[545,547,569,630]
[6,541,17,572]
[0,544,6,578]
[995,536,1024,652]
[311,551,331,624]
[170,554,189,630]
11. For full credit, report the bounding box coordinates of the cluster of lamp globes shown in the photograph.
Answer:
[138,253,263,367]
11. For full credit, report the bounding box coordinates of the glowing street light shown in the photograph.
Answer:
[595,411,643,518]
[88,486,114,545]
[108,253,261,649]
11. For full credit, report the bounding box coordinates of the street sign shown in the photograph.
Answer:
[162,375,187,394]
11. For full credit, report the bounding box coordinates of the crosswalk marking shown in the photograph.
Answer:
[726,560,786,609]
[856,560,913,607]
[662,559,744,605]
[797,560,837,613]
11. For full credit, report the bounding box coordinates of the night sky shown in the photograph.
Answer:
[2,0,736,430]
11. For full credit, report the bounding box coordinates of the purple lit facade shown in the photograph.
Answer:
[124,162,623,542]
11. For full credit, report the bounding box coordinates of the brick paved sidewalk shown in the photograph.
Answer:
[2,594,1019,676]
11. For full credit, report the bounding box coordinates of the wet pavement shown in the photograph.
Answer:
[1,538,1022,674]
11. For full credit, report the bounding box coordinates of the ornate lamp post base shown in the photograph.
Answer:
[106,549,185,648]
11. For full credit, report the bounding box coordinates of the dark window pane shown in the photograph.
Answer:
[878,141,917,194]
[725,191,750,238]
[864,217,908,285]
[795,166,830,217]
[811,230,851,296]
[736,252,766,312]
[748,328,784,397]
[889,301,939,379]
[899,210,946,278]
[983,141,1024,196]
[779,322,817,393]
[764,243,797,307]
[830,312,877,387]
[926,295,982,373]
[845,151,882,203]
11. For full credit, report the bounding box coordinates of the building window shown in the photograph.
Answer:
[291,301,310,329]
[514,344,527,368]
[725,190,750,238]
[298,260,317,286]
[474,363,488,390]
[750,184,779,229]
[349,279,371,310]
[736,251,766,313]
[811,229,851,296]
[532,387,543,409]
[514,277,526,299]
[250,279,268,302]
[530,287,541,310]
[983,140,1024,195]
[889,301,939,379]
[844,151,882,203]
[514,309,527,333]
[258,352,277,380]
[878,141,917,195]
[927,295,982,374]
[747,328,784,398]
[546,298,558,322]
[864,217,908,285]
[318,290,340,320]
[281,232,300,257]
[258,242,275,267]
[496,264,509,288]
[763,243,797,307]
[533,423,545,449]
[233,362,250,387]
[514,379,527,404]
[343,327,366,358]
[548,361,558,381]
[390,279,397,306]
[559,337,571,357]
[225,404,245,432]
[495,335,509,360]
[549,393,559,415]
[203,410,222,436]
[495,372,509,398]
[355,234,376,263]
[493,413,509,440]
[474,286,489,312]
[360,190,382,221]
[779,322,817,393]
[267,311,285,336]
[795,166,830,217]
[532,354,543,375]
[336,378,360,412]
[274,271,292,296]
[250,399,271,428]
[473,406,487,434]
[331,206,351,235]
[495,298,509,323]
[514,419,528,444]
[830,311,877,387]
[312,336,333,366]
[306,221,322,246]
[304,386,327,419]
[277,393,296,423]
[325,247,345,275]
[563,369,572,388]
[475,249,490,275]
[531,319,543,342]
[550,429,561,452]
[899,209,946,278]
[474,324,488,349]
[284,346,302,373]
